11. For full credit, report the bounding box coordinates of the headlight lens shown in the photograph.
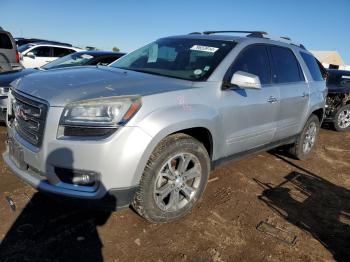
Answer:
[60,96,141,128]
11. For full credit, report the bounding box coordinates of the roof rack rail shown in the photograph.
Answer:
[188,30,306,50]
[264,34,306,50]
[202,30,267,38]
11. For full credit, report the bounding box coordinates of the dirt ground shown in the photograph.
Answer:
[0,125,349,262]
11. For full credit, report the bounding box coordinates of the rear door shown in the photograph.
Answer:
[220,44,279,156]
[269,45,309,140]
[0,32,16,72]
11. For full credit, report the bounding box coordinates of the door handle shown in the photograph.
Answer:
[302,92,309,98]
[267,96,278,103]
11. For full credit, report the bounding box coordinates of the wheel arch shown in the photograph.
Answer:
[131,105,220,186]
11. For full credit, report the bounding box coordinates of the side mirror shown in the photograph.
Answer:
[229,71,262,90]
[26,52,35,59]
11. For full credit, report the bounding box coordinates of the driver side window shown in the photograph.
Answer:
[230,45,271,85]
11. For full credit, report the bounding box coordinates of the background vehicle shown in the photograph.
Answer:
[19,43,83,68]
[0,51,125,121]
[0,27,21,73]
[4,31,326,223]
[325,69,350,131]
[15,37,72,47]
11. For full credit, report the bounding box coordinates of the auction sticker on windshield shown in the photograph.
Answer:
[190,45,219,53]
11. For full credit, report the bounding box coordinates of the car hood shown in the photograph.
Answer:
[0,68,37,87]
[12,66,193,106]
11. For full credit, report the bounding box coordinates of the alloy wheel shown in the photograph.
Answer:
[153,153,202,212]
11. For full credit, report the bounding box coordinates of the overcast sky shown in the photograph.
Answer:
[1,0,349,64]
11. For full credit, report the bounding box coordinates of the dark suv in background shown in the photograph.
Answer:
[325,69,350,131]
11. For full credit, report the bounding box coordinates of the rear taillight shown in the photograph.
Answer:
[16,51,20,63]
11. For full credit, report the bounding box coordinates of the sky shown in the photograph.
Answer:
[1,0,350,64]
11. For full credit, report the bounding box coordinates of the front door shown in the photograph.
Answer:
[22,46,53,68]
[220,44,279,156]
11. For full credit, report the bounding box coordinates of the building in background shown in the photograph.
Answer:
[311,50,350,70]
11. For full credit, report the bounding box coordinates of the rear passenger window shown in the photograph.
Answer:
[300,52,324,81]
[230,45,271,85]
[53,47,74,57]
[0,33,13,49]
[270,46,304,83]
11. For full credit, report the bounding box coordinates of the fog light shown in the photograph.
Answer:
[55,167,99,187]
[72,173,97,186]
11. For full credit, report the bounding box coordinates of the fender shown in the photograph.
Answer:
[130,104,221,185]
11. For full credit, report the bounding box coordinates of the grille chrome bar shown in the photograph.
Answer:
[11,91,48,147]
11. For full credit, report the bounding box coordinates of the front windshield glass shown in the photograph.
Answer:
[110,38,236,81]
[42,52,95,70]
[18,43,34,53]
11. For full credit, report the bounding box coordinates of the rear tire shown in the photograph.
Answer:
[288,114,320,160]
[333,104,350,132]
[132,133,210,223]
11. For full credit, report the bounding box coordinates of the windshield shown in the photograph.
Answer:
[18,43,34,53]
[110,38,235,81]
[42,52,96,70]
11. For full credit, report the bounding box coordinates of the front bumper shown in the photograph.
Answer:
[4,106,153,209]
[3,151,137,209]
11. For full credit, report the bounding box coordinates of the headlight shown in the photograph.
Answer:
[0,87,9,96]
[59,96,141,138]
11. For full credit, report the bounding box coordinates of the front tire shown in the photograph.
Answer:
[333,104,350,132]
[132,133,210,223]
[289,114,320,160]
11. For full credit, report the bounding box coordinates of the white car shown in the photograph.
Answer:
[18,43,83,68]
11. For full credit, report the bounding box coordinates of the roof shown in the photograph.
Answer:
[310,51,345,66]
[164,31,306,50]
[327,69,350,75]
[166,34,248,43]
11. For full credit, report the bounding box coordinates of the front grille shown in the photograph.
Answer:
[12,91,48,147]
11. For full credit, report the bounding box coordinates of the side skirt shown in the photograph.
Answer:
[211,135,298,170]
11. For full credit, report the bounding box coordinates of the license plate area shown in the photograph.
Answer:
[9,138,26,170]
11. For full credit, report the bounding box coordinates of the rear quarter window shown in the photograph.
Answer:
[300,52,323,81]
[0,33,13,49]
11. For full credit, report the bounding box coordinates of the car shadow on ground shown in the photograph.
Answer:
[0,148,115,262]
[255,154,350,262]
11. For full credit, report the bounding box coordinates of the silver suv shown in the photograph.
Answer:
[3,31,326,223]
[0,27,21,73]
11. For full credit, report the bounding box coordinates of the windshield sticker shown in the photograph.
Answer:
[194,69,203,75]
[203,66,210,71]
[190,45,219,53]
[147,44,158,63]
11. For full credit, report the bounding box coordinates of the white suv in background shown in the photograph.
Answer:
[18,43,83,68]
